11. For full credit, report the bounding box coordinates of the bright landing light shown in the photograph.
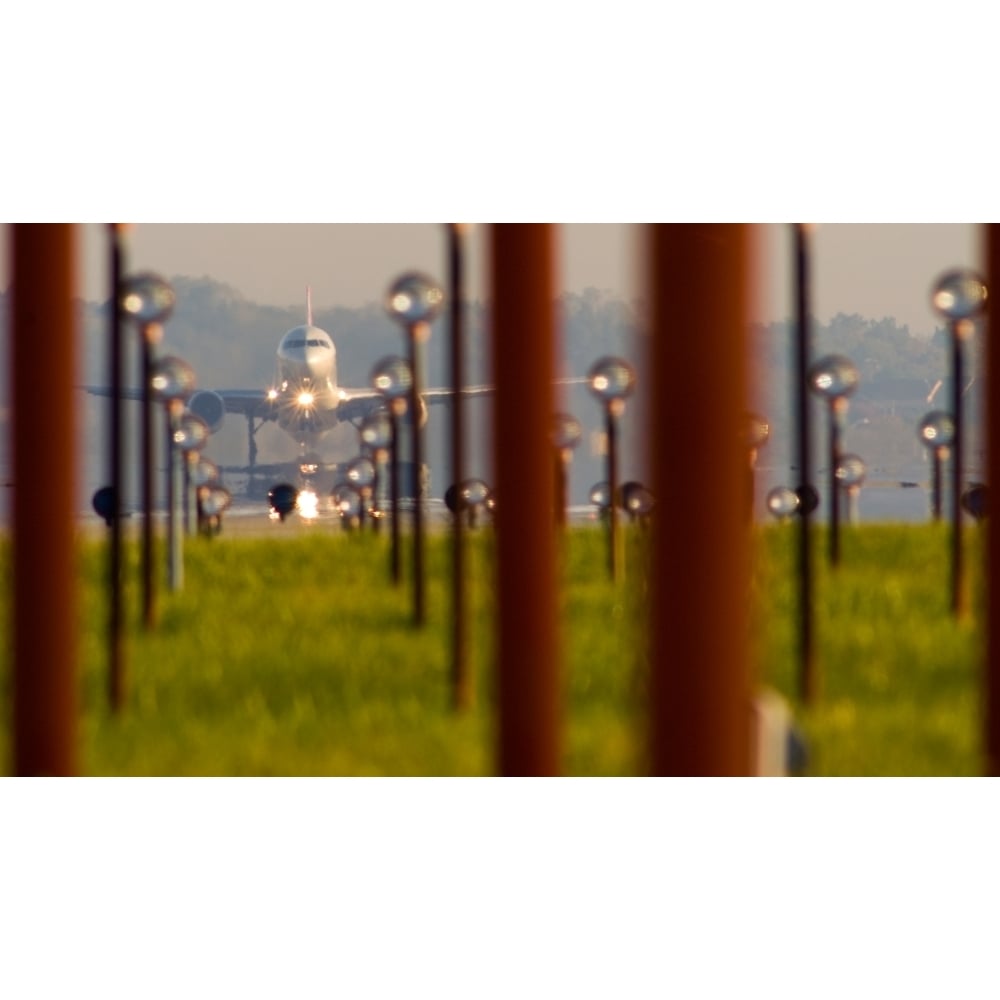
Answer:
[296,488,319,520]
[297,391,315,407]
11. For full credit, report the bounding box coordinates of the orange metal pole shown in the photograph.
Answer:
[491,224,560,776]
[11,224,78,775]
[985,224,1000,774]
[648,224,753,776]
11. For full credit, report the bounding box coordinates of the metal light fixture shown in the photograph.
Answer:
[385,272,444,627]
[152,355,196,591]
[931,268,988,617]
[835,452,866,526]
[808,353,859,567]
[767,486,800,521]
[360,407,392,531]
[372,355,413,587]
[588,356,636,581]
[918,410,955,522]
[121,271,175,628]
[552,412,582,528]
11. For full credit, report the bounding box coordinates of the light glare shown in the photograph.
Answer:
[297,488,319,520]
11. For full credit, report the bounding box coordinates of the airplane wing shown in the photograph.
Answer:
[333,384,496,423]
[85,385,277,418]
[420,383,494,405]
[201,389,275,418]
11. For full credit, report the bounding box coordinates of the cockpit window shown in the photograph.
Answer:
[284,338,330,349]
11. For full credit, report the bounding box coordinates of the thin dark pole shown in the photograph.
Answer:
[931,449,943,522]
[447,224,471,708]
[183,456,192,535]
[491,224,560,776]
[829,400,843,567]
[951,325,966,617]
[11,224,78,775]
[109,224,126,711]
[372,450,384,534]
[554,450,567,528]
[140,323,158,629]
[606,404,621,581]
[166,405,183,590]
[793,224,817,703]
[408,324,427,627]
[389,405,401,585]
[985,223,1000,774]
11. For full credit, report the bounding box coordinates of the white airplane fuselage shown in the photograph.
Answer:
[271,323,345,457]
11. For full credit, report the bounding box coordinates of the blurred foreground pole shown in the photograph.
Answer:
[491,224,560,775]
[447,223,472,710]
[649,224,752,776]
[11,224,78,775]
[793,224,817,702]
[986,223,1000,774]
[108,224,126,711]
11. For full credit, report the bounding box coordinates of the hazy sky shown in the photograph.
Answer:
[97,223,989,334]
[4,223,981,339]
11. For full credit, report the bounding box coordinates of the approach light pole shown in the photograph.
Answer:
[385,273,444,627]
[791,223,817,705]
[446,223,472,710]
[360,407,392,533]
[345,456,376,528]
[808,354,859,568]
[121,272,176,629]
[176,412,210,536]
[107,223,129,712]
[918,411,954,523]
[372,356,413,589]
[588,356,636,581]
[931,269,988,618]
[152,355,196,590]
[836,453,866,527]
[552,413,582,529]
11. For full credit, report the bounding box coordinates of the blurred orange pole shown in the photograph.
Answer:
[648,224,752,776]
[11,224,78,775]
[491,224,560,776]
[986,224,1000,774]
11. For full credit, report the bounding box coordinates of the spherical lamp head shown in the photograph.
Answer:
[385,272,444,327]
[918,411,955,451]
[152,355,196,404]
[121,272,175,325]
[371,356,413,400]
[808,355,859,401]
[587,356,636,403]
[931,269,988,322]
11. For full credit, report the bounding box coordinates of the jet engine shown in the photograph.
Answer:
[188,390,226,434]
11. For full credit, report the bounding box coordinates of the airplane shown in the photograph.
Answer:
[89,288,593,507]
[190,290,496,490]
[90,290,492,498]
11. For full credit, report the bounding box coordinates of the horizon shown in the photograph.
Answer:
[0,224,984,339]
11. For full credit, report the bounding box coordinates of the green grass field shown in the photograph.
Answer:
[0,521,988,775]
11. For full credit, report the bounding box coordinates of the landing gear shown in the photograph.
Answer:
[246,412,265,492]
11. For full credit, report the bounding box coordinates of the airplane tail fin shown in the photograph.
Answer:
[307,286,313,326]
